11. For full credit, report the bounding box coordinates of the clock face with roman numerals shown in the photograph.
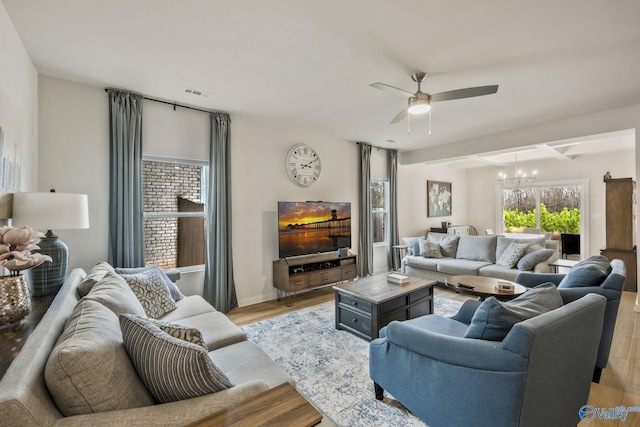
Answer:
[286,144,322,187]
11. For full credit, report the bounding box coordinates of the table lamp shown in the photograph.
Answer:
[11,190,89,295]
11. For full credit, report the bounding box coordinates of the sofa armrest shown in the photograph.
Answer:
[378,321,528,372]
[450,299,482,325]
[515,272,565,287]
[53,380,269,427]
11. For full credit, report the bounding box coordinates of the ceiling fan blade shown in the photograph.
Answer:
[390,107,408,124]
[430,85,498,102]
[370,82,414,98]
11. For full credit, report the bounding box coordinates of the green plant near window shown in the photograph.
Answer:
[503,203,580,234]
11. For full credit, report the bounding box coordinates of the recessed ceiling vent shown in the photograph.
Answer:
[183,88,210,98]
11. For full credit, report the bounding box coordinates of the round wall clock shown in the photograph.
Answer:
[286,144,322,187]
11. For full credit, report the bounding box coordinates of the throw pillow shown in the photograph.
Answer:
[558,255,610,288]
[119,314,234,403]
[464,282,563,341]
[419,239,443,258]
[146,317,206,349]
[45,300,154,416]
[517,249,555,271]
[116,265,185,301]
[120,269,177,319]
[402,237,423,256]
[496,242,529,269]
[84,271,147,317]
[426,233,459,258]
[77,261,115,297]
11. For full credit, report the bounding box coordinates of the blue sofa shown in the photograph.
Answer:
[515,257,625,382]
[369,293,606,427]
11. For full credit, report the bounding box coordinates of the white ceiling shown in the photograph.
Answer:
[4,0,640,159]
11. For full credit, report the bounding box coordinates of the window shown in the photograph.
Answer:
[372,179,389,244]
[142,156,208,269]
[501,182,582,235]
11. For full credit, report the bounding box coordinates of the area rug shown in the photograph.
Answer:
[242,296,463,427]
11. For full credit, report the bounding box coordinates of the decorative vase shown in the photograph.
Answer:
[0,275,32,329]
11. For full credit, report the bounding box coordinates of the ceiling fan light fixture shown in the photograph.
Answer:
[408,98,431,115]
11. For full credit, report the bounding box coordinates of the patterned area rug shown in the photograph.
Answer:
[242,296,463,427]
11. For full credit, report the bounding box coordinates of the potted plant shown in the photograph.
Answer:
[0,226,52,329]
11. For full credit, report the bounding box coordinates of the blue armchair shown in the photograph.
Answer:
[369,294,606,427]
[515,258,625,382]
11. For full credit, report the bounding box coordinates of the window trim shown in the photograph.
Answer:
[372,178,389,247]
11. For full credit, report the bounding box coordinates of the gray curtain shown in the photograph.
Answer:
[107,89,145,268]
[387,149,399,267]
[204,112,238,313]
[358,143,373,277]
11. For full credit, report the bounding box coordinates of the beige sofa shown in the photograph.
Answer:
[0,263,292,426]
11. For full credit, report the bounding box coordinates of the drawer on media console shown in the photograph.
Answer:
[288,275,309,291]
[341,265,357,280]
[308,269,342,287]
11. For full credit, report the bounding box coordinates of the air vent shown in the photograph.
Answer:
[183,88,210,98]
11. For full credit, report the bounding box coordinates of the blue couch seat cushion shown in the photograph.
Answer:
[465,282,563,341]
[437,259,492,275]
[404,255,445,272]
[558,255,611,288]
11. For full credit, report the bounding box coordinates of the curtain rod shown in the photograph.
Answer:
[356,141,395,152]
[104,88,216,114]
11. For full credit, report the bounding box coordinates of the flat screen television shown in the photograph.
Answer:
[278,201,351,258]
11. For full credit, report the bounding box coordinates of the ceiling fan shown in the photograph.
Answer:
[370,72,498,124]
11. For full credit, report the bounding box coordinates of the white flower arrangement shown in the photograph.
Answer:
[0,226,53,275]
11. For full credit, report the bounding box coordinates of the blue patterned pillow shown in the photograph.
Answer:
[119,314,233,403]
[120,269,177,319]
[117,265,185,301]
[496,242,529,269]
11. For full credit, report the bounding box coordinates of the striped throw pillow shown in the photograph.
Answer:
[119,314,233,403]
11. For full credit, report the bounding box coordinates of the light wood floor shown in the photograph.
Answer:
[227,287,640,426]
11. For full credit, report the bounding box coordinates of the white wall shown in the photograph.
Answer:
[397,162,467,239]
[465,149,635,257]
[0,2,38,196]
[37,76,359,306]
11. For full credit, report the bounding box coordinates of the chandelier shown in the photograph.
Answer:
[497,154,537,191]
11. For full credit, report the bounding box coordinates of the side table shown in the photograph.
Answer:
[391,244,408,271]
[0,293,55,379]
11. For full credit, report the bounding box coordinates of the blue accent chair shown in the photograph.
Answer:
[515,258,625,382]
[369,294,606,427]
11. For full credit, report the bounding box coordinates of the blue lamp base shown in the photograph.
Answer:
[27,235,69,296]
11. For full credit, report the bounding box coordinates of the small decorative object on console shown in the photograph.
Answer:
[387,273,409,284]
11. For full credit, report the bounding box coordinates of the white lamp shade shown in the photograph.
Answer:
[11,192,90,231]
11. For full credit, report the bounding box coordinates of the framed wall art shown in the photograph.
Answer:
[427,180,452,217]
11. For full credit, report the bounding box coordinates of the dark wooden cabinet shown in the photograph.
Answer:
[601,178,637,291]
[273,253,357,305]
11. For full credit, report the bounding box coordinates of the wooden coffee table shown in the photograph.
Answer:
[333,274,436,341]
[445,275,526,300]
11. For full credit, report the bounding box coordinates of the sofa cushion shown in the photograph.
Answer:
[45,299,154,416]
[160,295,219,322]
[437,259,492,275]
[84,271,146,317]
[496,242,529,269]
[426,233,459,258]
[478,264,521,281]
[77,261,115,297]
[419,239,443,258]
[120,268,177,318]
[464,283,563,341]
[119,314,234,404]
[455,235,497,263]
[517,248,555,271]
[165,311,248,350]
[558,255,610,288]
[402,237,423,256]
[404,255,443,272]
[116,265,185,301]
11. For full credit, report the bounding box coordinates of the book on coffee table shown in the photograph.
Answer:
[387,273,409,284]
